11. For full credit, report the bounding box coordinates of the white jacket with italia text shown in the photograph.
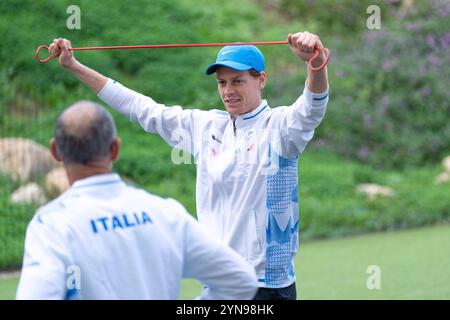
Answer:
[16,173,257,299]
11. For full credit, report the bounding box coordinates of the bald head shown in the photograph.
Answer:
[55,101,117,165]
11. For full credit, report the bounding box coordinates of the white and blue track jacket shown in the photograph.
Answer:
[16,173,257,299]
[98,79,329,288]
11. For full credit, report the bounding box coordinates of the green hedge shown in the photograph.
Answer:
[298,151,450,240]
[313,0,450,169]
[0,174,37,270]
[0,0,264,112]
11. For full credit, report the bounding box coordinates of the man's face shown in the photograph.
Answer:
[216,67,266,117]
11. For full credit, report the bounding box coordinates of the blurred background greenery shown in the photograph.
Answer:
[0,0,449,298]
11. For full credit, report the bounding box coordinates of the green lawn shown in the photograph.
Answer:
[297,224,450,299]
[1,224,449,299]
[0,277,19,300]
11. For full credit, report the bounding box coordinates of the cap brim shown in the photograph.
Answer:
[205,61,253,75]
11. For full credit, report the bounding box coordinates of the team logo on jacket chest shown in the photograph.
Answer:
[90,212,153,234]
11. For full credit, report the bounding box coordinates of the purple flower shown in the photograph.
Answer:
[419,62,428,75]
[432,0,450,17]
[364,30,389,46]
[363,114,373,129]
[383,60,394,71]
[427,53,442,68]
[357,147,371,159]
[397,10,407,20]
[405,22,422,32]
[426,33,436,48]
[439,32,450,49]
[422,85,431,97]
[315,138,325,147]
[364,32,378,46]
[437,8,450,17]
[377,96,390,115]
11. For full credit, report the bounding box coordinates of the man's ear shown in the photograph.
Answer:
[50,138,62,162]
[110,138,121,161]
[259,71,267,90]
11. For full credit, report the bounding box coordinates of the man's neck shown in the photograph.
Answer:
[64,162,112,186]
[230,99,263,119]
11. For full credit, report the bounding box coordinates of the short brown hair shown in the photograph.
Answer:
[249,69,262,78]
[249,69,265,95]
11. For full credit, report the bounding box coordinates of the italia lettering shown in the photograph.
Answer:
[112,216,123,229]
[90,212,153,234]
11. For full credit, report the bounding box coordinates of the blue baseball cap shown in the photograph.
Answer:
[205,45,265,75]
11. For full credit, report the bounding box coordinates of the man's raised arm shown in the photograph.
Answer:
[50,38,108,93]
[287,31,329,93]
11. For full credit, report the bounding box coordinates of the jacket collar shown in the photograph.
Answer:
[231,99,269,125]
[69,172,124,193]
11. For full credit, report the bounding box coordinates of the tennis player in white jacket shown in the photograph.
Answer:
[16,101,257,300]
[48,31,329,300]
